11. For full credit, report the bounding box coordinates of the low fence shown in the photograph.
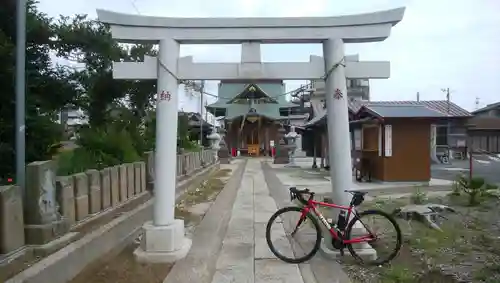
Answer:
[0,149,216,257]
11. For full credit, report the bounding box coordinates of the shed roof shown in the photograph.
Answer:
[349,100,471,117]
[305,100,471,127]
[360,104,447,118]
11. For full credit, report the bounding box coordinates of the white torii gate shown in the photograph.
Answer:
[97,7,405,263]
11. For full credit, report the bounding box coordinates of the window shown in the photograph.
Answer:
[436,126,448,145]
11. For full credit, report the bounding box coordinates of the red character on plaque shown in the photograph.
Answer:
[159,91,171,101]
[333,88,343,100]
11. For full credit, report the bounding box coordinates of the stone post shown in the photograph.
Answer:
[110,166,120,206]
[134,162,141,195]
[85,170,101,214]
[140,162,147,193]
[25,160,68,245]
[126,163,135,198]
[55,176,76,226]
[73,173,89,221]
[0,185,25,254]
[143,151,155,191]
[100,168,112,210]
[118,165,128,202]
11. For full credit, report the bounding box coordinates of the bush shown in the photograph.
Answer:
[56,148,99,175]
[410,187,428,204]
[457,175,486,206]
[56,124,141,175]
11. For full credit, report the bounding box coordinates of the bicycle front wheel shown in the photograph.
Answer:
[266,206,322,264]
[345,209,402,265]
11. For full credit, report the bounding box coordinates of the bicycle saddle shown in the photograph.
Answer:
[344,189,368,196]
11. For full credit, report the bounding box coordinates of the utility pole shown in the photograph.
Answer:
[416,92,420,102]
[16,0,27,193]
[205,100,208,126]
[441,88,453,159]
[198,80,205,147]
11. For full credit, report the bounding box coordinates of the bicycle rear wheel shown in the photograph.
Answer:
[266,206,322,264]
[345,209,402,265]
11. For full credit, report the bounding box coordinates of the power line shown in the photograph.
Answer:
[130,0,141,14]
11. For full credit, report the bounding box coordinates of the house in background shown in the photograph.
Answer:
[180,111,219,147]
[58,108,89,140]
[472,102,500,118]
[467,102,500,153]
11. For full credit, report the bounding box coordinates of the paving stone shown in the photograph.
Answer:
[255,259,303,283]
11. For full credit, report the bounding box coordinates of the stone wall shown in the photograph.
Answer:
[0,150,216,256]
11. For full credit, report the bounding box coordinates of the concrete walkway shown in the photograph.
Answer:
[211,159,305,283]
[166,158,352,283]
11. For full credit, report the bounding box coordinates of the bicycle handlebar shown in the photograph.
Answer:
[289,187,314,204]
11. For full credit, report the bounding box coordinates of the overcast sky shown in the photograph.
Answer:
[37,0,500,113]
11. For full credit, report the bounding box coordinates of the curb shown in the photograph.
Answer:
[164,160,247,283]
[6,163,220,283]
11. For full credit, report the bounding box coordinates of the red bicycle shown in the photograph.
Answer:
[266,187,402,265]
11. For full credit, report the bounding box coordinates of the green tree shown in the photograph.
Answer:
[0,0,78,183]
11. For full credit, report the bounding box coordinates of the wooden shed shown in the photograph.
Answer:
[350,104,446,182]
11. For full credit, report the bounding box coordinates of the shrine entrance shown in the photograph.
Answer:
[226,113,281,157]
[97,7,405,263]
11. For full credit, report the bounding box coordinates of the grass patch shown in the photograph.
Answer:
[174,168,232,225]
[343,194,500,283]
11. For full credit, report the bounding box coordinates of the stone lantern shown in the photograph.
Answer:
[284,126,300,167]
[217,127,231,164]
[206,127,221,163]
[273,125,290,164]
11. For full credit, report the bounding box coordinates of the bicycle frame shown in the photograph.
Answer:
[298,199,374,244]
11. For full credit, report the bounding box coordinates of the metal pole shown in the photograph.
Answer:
[16,0,27,193]
[446,88,452,159]
[199,81,204,146]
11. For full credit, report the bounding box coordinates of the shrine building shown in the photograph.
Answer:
[206,80,306,156]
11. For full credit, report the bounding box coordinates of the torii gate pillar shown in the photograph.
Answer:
[134,39,191,263]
